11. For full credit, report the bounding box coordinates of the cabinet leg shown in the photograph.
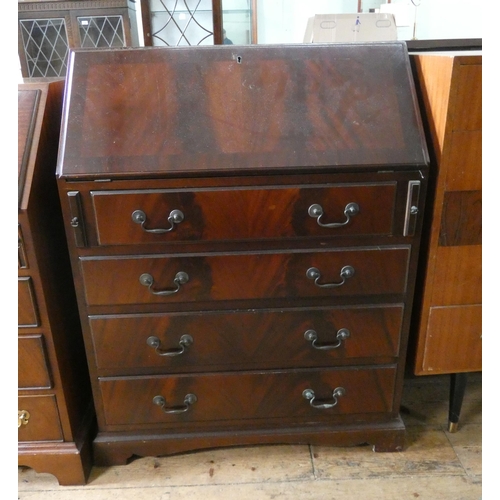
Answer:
[448,373,467,433]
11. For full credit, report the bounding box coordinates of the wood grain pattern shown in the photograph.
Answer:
[91,183,397,246]
[439,190,481,246]
[18,335,52,389]
[89,306,403,375]
[99,367,397,427]
[59,43,427,179]
[410,53,482,376]
[18,395,63,442]
[422,305,482,373]
[80,248,410,307]
[445,131,482,191]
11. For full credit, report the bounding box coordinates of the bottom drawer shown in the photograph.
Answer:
[99,366,396,427]
[18,395,63,442]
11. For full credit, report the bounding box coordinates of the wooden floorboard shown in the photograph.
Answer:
[18,373,482,499]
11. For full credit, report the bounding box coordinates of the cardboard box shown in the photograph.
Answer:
[304,13,397,43]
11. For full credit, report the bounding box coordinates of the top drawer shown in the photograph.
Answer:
[91,183,397,246]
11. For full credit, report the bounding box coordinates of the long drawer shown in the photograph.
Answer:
[90,183,397,245]
[90,305,403,374]
[99,366,397,427]
[80,247,410,306]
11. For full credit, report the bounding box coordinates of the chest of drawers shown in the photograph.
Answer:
[18,81,94,484]
[56,42,429,466]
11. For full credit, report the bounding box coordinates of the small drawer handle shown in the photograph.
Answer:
[132,209,184,234]
[18,410,30,428]
[302,387,346,409]
[308,202,359,228]
[306,266,354,288]
[304,328,350,350]
[153,394,197,414]
[139,271,189,296]
[147,334,193,356]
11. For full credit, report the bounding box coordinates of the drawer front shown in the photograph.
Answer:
[91,183,397,245]
[80,247,410,306]
[18,395,63,442]
[90,306,403,374]
[18,277,40,327]
[99,366,397,426]
[18,335,52,389]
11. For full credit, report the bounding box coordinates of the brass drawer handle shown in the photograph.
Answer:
[304,328,350,350]
[132,209,184,234]
[18,410,30,428]
[302,387,346,409]
[147,334,193,356]
[153,394,197,414]
[139,271,189,296]
[306,266,355,288]
[308,202,359,228]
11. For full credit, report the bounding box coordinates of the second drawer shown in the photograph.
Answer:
[80,247,410,307]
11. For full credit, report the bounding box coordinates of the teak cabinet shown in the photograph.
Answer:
[410,52,482,431]
[56,42,429,465]
[18,81,95,484]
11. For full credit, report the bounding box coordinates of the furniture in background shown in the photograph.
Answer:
[140,0,257,47]
[18,80,95,485]
[409,51,482,432]
[18,0,138,78]
[56,42,429,466]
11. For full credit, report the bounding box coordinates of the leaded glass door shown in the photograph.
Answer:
[19,17,70,78]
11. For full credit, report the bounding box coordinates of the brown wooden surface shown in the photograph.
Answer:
[18,335,52,389]
[99,367,397,428]
[18,277,39,327]
[18,81,94,485]
[89,305,403,375]
[91,183,397,246]
[56,44,429,464]
[18,395,63,442]
[57,43,428,179]
[410,53,482,376]
[422,305,482,373]
[80,247,410,307]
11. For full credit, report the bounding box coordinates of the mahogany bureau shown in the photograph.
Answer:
[56,42,430,465]
[18,81,94,485]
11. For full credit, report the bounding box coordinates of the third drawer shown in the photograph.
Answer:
[90,305,403,375]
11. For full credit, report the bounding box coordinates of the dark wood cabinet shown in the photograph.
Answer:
[18,81,95,485]
[56,42,429,466]
[18,1,137,78]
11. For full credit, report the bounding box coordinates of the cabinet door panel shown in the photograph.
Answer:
[80,248,410,306]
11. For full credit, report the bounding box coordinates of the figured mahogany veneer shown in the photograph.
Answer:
[18,82,94,485]
[57,43,429,466]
